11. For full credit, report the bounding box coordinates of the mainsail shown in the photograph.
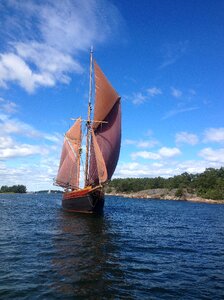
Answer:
[88,61,121,185]
[56,118,81,189]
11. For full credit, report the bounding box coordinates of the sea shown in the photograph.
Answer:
[0,193,224,300]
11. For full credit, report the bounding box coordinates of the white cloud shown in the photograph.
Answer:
[0,156,60,191]
[0,136,14,148]
[131,147,181,160]
[114,159,223,180]
[158,147,181,158]
[137,140,158,148]
[35,0,121,52]
[147,87,162,97]
[132,92,146,105]
[114,162,152,177]
[162,106,199,120]
[0,52,57,93]
[0,97,17,114]
[0,113,61,143]
[131,151,160,160]
[124,138,158,148]
[176,131,199,145]
[131,86,162,105]
[204,128,224,143]
[124,139,136,145]
[159,40,189,69]
[178,160,222,174]
[115,161,183,178]
[0,0,123,92]
[0,144,49,159]
[0,102,62,189]
[171,87,182,98]
[199,147,224,163]
[0,114,41,138]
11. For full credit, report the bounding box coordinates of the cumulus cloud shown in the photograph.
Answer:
[114,162,155,177]
[0,52,57,92]
[131,151,161,160]
[0,110,61,188]
[124,138,158,148]
[0,144,49,159]
[199,147,224,163]
[0,114,42,138]
[0,0,123,92]
[0,136,14,149]
[0,105,61,164]
[0,156,60,191]
[131,147,181,160]
[114,159,222,180]
[158,147,181,158]
[176,131,199,145]
[115,161,182,178]
[204,128,224,143]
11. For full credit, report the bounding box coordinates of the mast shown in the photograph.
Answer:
[84,47,93,186]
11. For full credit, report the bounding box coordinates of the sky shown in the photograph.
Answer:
[0,0,224,191]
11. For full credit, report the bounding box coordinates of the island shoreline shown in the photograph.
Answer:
[106,189,224,204]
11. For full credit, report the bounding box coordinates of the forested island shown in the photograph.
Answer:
[1,168,223,202]
[0,185,27,193]
[106,167,224,203]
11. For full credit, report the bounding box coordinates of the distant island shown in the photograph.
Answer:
[106,167,224,203]
[0,186,63,194]
[0,185,26,193]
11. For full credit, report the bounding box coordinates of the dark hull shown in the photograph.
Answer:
[62,187,104,214]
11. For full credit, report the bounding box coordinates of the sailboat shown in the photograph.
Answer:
[55,49,121,213]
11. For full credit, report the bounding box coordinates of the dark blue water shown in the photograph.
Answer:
[0,194,224,299]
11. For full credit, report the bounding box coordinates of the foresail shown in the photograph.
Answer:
[56,118,81,188]
[55,140,79,188]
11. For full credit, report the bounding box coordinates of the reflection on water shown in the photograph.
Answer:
[52,211,127,298]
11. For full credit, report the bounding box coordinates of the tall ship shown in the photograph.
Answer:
[55,50,121,213]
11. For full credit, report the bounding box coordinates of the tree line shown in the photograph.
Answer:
[107,167,224,200]
[0,185,27,193]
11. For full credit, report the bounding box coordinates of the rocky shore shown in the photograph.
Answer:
[106,188,224,204]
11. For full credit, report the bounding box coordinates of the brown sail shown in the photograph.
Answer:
[56,118,81,188]
[91,130,108,183]
[88,62,121,185]
[93,61,120,129]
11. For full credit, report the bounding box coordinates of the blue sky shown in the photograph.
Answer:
[0,0,223,191]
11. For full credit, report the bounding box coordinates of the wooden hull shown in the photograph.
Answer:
[62,186,104,214]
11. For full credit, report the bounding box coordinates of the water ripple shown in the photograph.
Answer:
[0,194,224,299]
